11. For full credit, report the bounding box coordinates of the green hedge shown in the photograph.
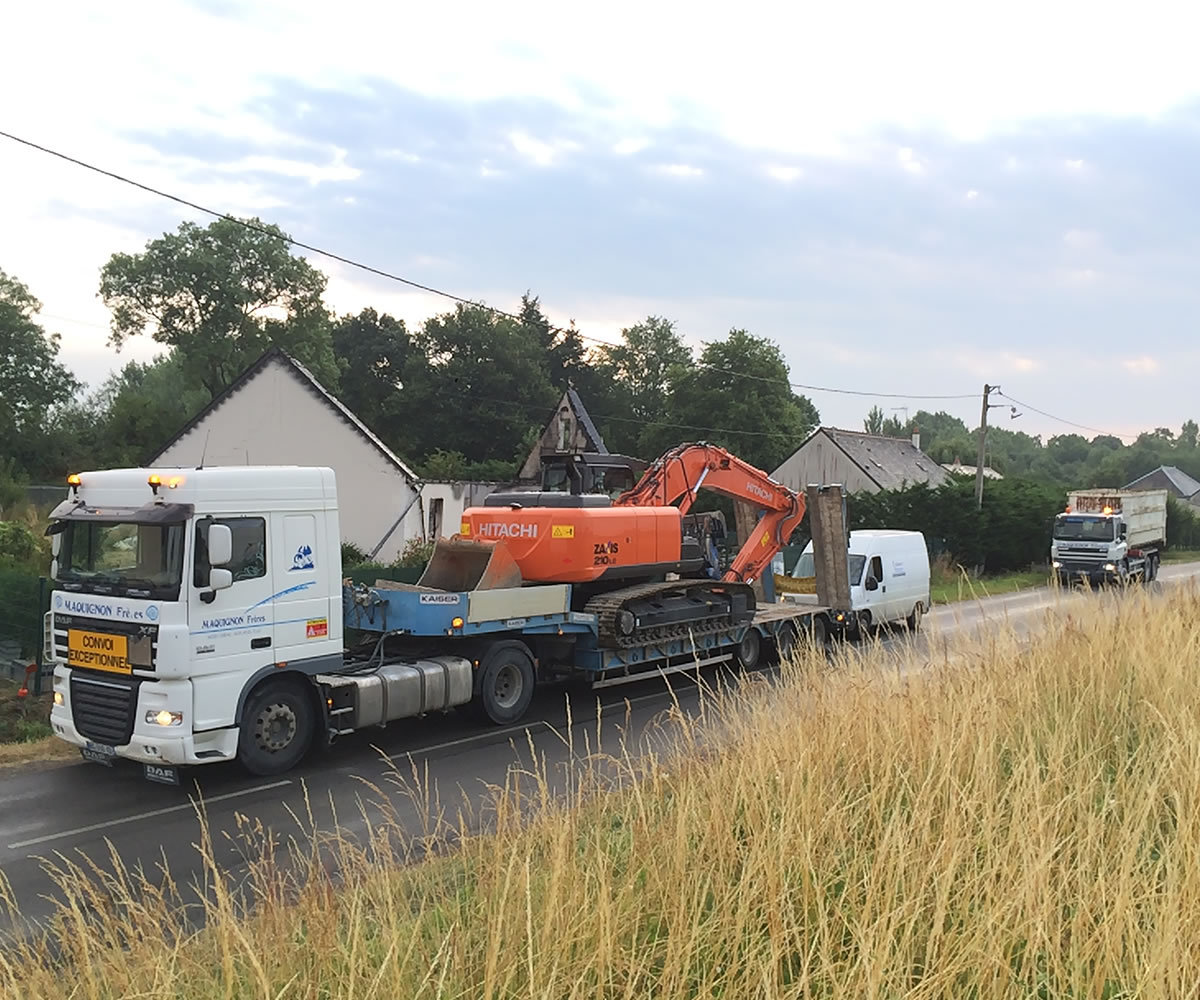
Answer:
[1167,497,1200,550]
[847,478,1064,574]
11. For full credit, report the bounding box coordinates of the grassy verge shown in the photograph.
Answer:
[1162,548,1200,564]
[5,588,1200,995]
[930,565,1049,604]
[0,678,73,769]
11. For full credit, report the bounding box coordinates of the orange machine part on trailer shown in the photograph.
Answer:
[459,505,683,585]
[455,443,807,589]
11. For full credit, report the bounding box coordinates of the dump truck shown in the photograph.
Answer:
[1051,488,1168,586]
[44,445,852,784]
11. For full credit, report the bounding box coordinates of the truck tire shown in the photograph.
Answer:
[474,644,536,726]
[1145,556,1158,583]
[238,679,316,777]
[734,627,762,670]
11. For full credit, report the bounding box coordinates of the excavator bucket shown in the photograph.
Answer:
[416,537,524,592]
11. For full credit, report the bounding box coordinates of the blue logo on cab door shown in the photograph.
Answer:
[290,544,315,571]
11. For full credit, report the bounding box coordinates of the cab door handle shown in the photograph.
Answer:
[251,637,272,650]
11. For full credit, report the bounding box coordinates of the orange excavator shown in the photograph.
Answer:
[420,443,807,647]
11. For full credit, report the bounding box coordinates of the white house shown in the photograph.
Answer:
[148,349,424,563]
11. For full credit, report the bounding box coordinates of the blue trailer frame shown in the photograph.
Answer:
[342,581,839,689]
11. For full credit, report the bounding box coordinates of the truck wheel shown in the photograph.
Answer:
[906,603,923,632]
[734,627,761,670]
[1146,556,1157,583]
[238,679,315,777]
[475,645,536,725]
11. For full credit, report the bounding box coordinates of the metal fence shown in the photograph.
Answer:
[0,572,48,690]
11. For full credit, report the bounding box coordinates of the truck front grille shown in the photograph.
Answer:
[52,613,159,671]
[70,673,141,746]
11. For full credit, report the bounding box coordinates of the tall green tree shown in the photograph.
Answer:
[592,316,693,456]
[330,308,426,458]
[99,217,337,399]
[863,405,885,435]
[409,303,556,466]
[656,329,819,472]
[0,269,80,478]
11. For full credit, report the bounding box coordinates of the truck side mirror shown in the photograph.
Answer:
[208,524,233,566]
[208,568,234,592]
[1120,524,1127,538]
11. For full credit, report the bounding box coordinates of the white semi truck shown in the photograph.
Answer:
[1051,488,1168,586]
[44,465,851,784]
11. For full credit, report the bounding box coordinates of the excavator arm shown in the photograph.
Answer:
[614,443,806,584]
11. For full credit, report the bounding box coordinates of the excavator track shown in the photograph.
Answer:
[584,579,757,648]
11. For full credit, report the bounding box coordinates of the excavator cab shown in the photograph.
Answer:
[538,452,648,497]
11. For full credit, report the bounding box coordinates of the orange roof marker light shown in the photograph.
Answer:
[67,473,82,496]
[148,473,163,495]
[1102,506,1113,515]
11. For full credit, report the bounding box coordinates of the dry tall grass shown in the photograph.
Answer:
[4,587,1200,997]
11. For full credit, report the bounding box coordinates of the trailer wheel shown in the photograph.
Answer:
[734,628,762,670]
[475,644,536,725]
[774,623,799,663]
[238,679,315,777]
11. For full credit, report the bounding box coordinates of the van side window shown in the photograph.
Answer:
[194,518,267,586]
[869,556,883,582]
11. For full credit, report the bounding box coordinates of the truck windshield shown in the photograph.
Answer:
[56,521,186,600]
[1053,516,1114,542]
[792,552,867,585]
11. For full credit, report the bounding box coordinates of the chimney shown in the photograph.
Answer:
[911,425,921,451]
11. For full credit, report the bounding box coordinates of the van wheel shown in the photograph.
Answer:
[734,628,761,670]
[906,603,923,632]
[856,610,873,639]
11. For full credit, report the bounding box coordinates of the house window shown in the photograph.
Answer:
[194,517,267,586]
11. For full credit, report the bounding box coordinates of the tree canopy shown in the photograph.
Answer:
[99,217,338,398]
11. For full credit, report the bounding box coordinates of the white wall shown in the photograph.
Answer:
[152,358,419,563]
[418,481,503,539]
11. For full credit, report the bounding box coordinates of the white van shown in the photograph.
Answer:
[782,529,931,634]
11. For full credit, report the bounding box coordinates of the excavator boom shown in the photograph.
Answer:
[615,443,806,584]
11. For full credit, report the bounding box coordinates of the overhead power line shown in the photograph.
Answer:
[993,391,1138,443]
[1,128,979,405]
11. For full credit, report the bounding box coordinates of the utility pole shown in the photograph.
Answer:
[975,383,1004,509]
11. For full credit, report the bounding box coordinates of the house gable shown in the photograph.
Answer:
[148,347,419,482]
[518,388,609,481]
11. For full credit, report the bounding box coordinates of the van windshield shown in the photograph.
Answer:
[1054,516,1114,542]
[792,552,867,585]
[55,521,186,600]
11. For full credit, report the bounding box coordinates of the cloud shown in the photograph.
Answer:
[1122,356,1160,375]
[6,35,1200,435]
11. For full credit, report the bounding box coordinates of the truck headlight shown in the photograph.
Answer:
[1105,563,1116,572]
[54,691,64,707]
[1052,561,1062,569]
[147,710,184,727]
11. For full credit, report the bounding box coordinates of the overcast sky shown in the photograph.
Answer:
[3,0,1200,443]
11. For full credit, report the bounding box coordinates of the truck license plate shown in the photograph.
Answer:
[67,629,131,675]
[143,764,180,786]
[81,742,116,766]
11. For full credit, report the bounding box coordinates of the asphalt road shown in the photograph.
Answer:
[2,563,1198,943]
